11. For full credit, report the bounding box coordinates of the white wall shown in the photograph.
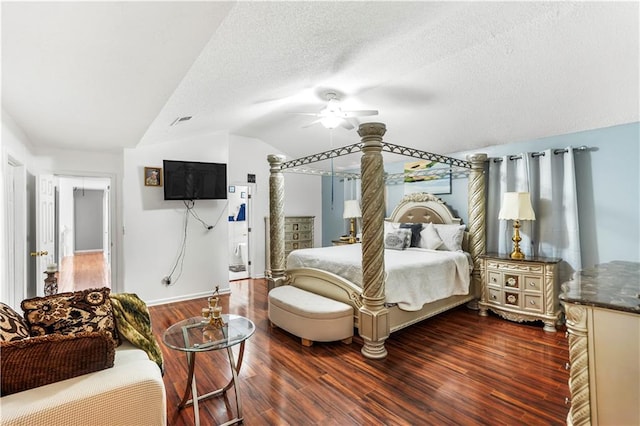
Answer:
[123,132,230,304]
[284,172,322,248]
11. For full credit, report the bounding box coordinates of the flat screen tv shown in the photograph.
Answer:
[163,160,227,200]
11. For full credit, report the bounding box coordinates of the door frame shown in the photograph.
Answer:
[55,173,117,293]
[228,182,255,279]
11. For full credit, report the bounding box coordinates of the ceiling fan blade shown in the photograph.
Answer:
[340,120,355,130]
[301,118,323,128]
[288,112,321,117]
[341,109,379,118]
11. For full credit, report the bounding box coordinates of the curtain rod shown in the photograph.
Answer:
[491,145,589,162]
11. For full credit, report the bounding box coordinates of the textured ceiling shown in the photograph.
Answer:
[2,2,638,170]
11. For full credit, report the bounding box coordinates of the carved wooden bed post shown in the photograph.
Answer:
[357,122,389,359]
[267,154,287,291]
[467,153,487,309]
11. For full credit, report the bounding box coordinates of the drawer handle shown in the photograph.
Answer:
[491,294,497,300]
[529,282,536,287]
[564,362,570,370]
[491,277,497,282]
[565,397,571,405]
[529,300,536,306]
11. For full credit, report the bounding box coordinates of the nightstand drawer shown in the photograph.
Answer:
[487,288,502,304]
[523,276,542,292]
[504,291,520,308]
[487,271,501,287]
[524,294,543,313]
[504,273,520,289]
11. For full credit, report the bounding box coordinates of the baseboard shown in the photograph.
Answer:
[146,287,232,307]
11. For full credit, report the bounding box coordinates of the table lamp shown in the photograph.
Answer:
[498,192,536,259]
[343,200,362,244]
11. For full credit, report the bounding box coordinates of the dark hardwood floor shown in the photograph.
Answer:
[149,279,569,425]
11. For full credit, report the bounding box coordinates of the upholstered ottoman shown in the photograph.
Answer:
[268,285,353,346]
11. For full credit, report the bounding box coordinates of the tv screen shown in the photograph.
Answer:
[163,160,227,200]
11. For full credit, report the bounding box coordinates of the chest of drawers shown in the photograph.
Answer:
[478,254,561,332]
[283,216,314,257]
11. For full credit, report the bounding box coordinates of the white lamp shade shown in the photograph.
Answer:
[498,192,536,221]
[343,200,362,219]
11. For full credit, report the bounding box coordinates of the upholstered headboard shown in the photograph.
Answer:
[386,192,468,250]
[387,193,462,225]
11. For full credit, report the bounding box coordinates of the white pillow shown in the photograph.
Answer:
[384,229,412,250]
[383,220,399,236]
[419,223,444,250]
[433,224,466,252]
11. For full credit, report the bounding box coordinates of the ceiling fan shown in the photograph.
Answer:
[294,92,378,130]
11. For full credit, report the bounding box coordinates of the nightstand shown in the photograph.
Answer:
[332,239,358,246]
[478,253,562,332]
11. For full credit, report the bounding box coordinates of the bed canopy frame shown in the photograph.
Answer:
[267,122,487,359]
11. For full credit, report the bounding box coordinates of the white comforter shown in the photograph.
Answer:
[286,244,471,311]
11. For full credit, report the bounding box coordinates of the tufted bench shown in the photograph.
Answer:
[268,285,353,347]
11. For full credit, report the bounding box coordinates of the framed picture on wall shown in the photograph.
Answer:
[403,160,451,195]
[144,167,162,187]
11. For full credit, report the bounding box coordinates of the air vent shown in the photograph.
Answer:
[170,116,192,126]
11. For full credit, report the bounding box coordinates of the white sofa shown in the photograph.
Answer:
[0,341,166,426]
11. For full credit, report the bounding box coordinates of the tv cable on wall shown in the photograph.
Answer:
[162,200,228,286]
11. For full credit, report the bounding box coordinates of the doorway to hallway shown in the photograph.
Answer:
[228,184,250,281]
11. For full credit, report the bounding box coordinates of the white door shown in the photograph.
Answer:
[34,174,56,296]
[4,160,27,309]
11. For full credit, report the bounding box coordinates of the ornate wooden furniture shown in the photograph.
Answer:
[560,261,640,426]
[478,253,562,332]
[267,122,487,359]
[283,216,314,257]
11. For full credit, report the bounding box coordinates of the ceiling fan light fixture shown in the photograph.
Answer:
[320,115,343,129]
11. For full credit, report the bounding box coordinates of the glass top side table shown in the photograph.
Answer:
[163,314,255,426]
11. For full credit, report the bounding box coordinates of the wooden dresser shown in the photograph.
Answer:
[560,261,640,426]
[478,253,562,332]
[264,216,314,276]
[283,216,314,257]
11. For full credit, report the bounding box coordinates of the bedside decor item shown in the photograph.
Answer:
[44,263,58,296]
[498,192,536,259]
[202,286,225,329]
[343,199,362,244]
[144,167,162,187]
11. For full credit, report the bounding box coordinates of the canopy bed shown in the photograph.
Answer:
[267,122,487,359]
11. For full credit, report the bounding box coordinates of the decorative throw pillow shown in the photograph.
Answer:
[399,223,423,247]
[385,229,412,250]
[0,302,30,342]
[433,224,466,251]
[419,223,444,250]
[21,287,119,346]
[1,331,115,396]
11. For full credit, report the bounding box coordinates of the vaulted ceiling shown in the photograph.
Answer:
[2,2,638,170]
